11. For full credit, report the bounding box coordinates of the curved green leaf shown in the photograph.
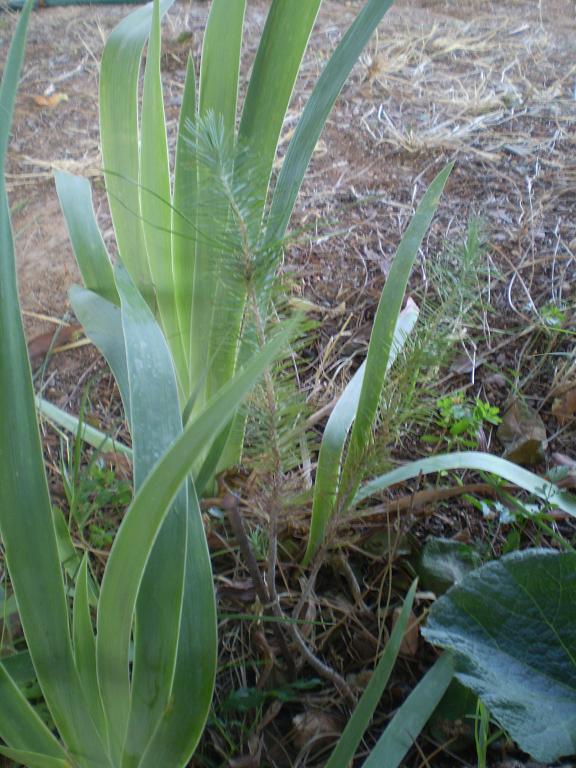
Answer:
[424,551,576,762]
[140,0,187,393]
[96,317,297,765]
[73,557,106,739]
[114,266,187,764]
[199,0,245,131]
[0,748,71,768]
[138,478,217,768]
[305,301,418,563]
[239,0,322,206]
[99,0,174,302]
[342,164,453,491]
[354,451,576,518]
[54,171,118,305]
[0,4,110,762]
[35,396,132,459]
[69,286,131,418]
[326,581,417,768]
[0,665,68,760]
[362,653,455,768]
[173,54,198,376]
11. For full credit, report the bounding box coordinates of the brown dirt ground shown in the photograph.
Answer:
[1,0,576,765]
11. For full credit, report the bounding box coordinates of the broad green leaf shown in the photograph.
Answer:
[36,396,132,459]
[342,164,453,490]
[266,0,394,246]
[354,451,576,518]
[69,286,131,417]
[325,581,417,768]
[99,0,174,302]
[362,653,455,768]
[0,665,68,760]
[140,0,187,395]
[114,266,187,764]
[73,557,106,738]
[239,0,322,207]
[0,747,71,768]
[0,5,109,762]
[96,317,297,766]
[424,550,576,762]
[54,171,118,305]
[305,301,418,563]
[173,54,197,375]
[199,0,245,131]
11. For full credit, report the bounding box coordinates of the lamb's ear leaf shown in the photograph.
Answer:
[424,550,576,763]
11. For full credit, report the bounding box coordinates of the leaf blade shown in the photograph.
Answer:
[362,654,455,768]
[326,581,418,768]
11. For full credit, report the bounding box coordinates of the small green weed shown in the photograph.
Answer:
[62,455,132,532]
[425,394,501,450]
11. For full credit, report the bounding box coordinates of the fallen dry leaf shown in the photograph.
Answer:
[551,388,576,425]
[292,710,340,751]
[27,323,83,364]
[497,399,547,465]
[32,92,69,108]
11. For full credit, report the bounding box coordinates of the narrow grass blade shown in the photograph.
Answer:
[0,666,68,760]
[305,302,418,563]
[36,396,132,458]
[342,164,453,486]
[267,0,394,245]
[95,318,297,756]
[199,0,245,131]
[0,748,70,768]
[54,171,118,305]
[73,557,106,738]
[114,266,187,764]
[140,0,187,393]
[70,286,131,415]
[362,653,455,768]
[173,54,197,375]
[0,4,109,762]
[354,451,576,516]
[99,0,174,302]
[325,581,417,768]
[239,0,322,206]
